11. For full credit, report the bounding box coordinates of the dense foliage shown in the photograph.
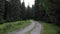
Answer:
[34,0,60,26]
[0,0,60,26]
[0,0,23,24]
[0,0,33,24]
[0,0,6,24]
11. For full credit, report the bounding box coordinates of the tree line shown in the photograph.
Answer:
[0,0,32,24]
[0,0,60,26]
[34,0,60,26]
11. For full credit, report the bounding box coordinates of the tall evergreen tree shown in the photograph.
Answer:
[35,0,45,20]
[31,5,35,19]
[26,4,31,19]
[0,0,5,24]
[20,0,26,20]
[10,0,21,21]
[4,1,11,22]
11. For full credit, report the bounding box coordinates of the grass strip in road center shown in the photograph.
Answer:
[26,23,36,34]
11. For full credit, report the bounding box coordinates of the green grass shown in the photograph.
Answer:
[0,20,31,34]
[42,22,60,34]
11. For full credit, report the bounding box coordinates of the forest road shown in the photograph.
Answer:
[7,20,42,34]
[30,20,42,34]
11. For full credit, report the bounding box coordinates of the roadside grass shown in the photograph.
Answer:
[0,20,31,34]
[41,22,60,34]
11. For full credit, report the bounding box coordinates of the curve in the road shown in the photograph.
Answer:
[7,20,35,34]
[30,21,42,34]
[7,20,42,34]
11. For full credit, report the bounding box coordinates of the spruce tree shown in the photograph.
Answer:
[31,5,35,19]
[0,0,5,24]
[4,1,11,22]
[35,0,44,20]
[26,4,31,19]
[10,0,21,21]
[20,0,26,20]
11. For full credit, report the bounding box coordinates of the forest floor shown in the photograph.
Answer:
[7,20,42,34]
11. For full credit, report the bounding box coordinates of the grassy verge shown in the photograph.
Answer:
[41,22,60,34]
[0,20,31,34]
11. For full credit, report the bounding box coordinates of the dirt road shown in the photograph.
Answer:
[7,20,42,34]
